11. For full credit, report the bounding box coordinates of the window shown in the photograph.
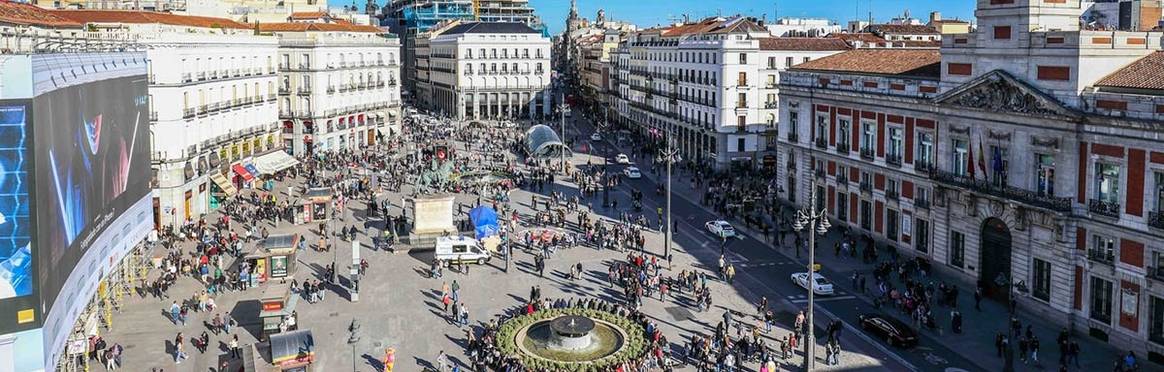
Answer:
[1151,296,1164,345]
[837,192,848,221]
[803,57,810,63]
[815,185,826,211]
[886,209,899,241]
[1090,277,1113,324]
[838,119,850,147]
[917,187,930,206]
[861,122,875,153]
[785,56,794,68]
[888,127,903,161]
[1037,154,1056,196]
[993,25,1012,39]
[737,116,746,127]
[918,132,934,168]
[860,200,872,230]
[953,139,969,176]
[737,138,746,152]
[739,53,747,64]
[737,93,747,108]
[887,178,899,198]
[1091,234,1116,263]
[789,111,799,134]
[1032,258,1051,302]
[950,231,965,268]
[915,219,929,253]
[1095,163,1121,204]
[767,56,776,69]
[738,72,747,87]
[1155,172,1164,214]
[815,117,827,142]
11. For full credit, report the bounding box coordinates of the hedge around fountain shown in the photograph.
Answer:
[496,307,649,371]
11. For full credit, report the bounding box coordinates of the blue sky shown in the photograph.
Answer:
[528,0,977,34]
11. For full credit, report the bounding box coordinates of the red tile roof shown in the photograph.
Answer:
[1095,51,1164,91]
[791,49,941,78]
[0,1,82,28]
[758,37,850,51]
[51,9,250,29]
[258,22,382,33]
[866,24,939,35]
[289,11,327,20]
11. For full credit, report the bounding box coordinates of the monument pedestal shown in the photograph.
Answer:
[402,195,458,252]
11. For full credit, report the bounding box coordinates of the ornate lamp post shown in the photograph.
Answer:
[792,181,830,371]
[657,132,679,260]
[347,318,361,372]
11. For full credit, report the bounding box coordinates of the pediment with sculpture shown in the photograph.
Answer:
[934,70,1079,118]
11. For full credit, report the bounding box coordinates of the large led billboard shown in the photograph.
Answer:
[32,73,151,316]
[0,53,153,371]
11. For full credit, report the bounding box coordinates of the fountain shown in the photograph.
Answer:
[547,315,595,350]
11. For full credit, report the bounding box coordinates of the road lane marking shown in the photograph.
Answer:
[788,295,856,304]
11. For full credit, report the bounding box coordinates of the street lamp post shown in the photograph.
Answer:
[792,181,831,371]
[347,319,361,372]
[660,133,678,260]
[558,96,570,174]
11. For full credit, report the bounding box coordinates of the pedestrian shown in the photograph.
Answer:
[229,335,241,359]
[436,350,449,372]
[1031,335,1040,365]
[174,333,186,363]
[974,286,983,311]
[169,301,180,325]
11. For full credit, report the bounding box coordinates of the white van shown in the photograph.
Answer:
[434,236,491,265]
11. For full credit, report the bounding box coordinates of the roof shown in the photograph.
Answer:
[51,9,250,29]
[258,22,382,33]
[758,37,850,51]
[791,49,942,78]
[289,11,327,20]
[660,17,764,37]
[827,32,888,45]
[866,24,939,35]
[1095,51,1164,91]
[0,1,81,28]
[441,22,539,35]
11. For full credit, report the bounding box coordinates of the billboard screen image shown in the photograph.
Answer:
[32,75,151,313]
[0,104,33,301]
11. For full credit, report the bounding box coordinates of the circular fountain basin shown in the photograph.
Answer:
[517,316,626,363]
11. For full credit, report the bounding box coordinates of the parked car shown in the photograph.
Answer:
[615,153,630,164]
[790,272,835,295]
[857,313,919,348]
[623,166,642,179]
[704,220,736,238]
[590,133,602,141]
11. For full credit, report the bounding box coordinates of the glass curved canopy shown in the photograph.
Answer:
[525,124,571,158]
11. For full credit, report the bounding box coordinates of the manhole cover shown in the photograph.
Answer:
[664,306,694,322]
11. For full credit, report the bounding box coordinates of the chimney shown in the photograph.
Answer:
[930,11,941,23]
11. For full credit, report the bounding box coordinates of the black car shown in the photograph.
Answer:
[857,313,919,348]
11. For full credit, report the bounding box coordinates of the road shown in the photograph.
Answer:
[568,114,984,372]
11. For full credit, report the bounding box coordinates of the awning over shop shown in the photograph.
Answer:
[210,172,237,196]
[232,164,255,182]
[254,150,301,175]
[269,329,314,367]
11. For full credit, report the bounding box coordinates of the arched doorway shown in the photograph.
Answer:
[979,218,1013,302]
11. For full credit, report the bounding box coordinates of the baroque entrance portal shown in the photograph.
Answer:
[979,218,1013,302]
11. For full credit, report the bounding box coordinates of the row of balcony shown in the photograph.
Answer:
[932,170,1073,212]
[465,70,543,76]
[278,60,398,71]
[460,54,543,60]
[182,95,275,119]
[180,68,276,83]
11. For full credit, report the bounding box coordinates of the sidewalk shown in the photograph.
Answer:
[614,140,1147,372]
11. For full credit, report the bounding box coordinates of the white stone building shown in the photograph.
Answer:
[424,22,551,120]
[53,10,283,227]
[608,17,846,170]
[260,22,402,155]
[776,0,1164,357]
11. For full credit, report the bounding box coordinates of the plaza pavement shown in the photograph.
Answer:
[92,121,903,372]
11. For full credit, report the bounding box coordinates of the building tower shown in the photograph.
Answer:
[566,0,583,33]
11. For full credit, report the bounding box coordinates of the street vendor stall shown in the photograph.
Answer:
[258,282,299,340]
[297,188,333,224]
[246,234,300,285]
[243,329,314,372]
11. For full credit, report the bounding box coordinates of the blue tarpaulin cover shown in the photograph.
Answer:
[469,206,499,239]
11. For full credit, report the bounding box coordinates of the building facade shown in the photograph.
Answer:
[424,22,551,120]
[261,22,402,156]
[51,10,283,228]
[776,0,1164,357]
[608,17,846,170]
